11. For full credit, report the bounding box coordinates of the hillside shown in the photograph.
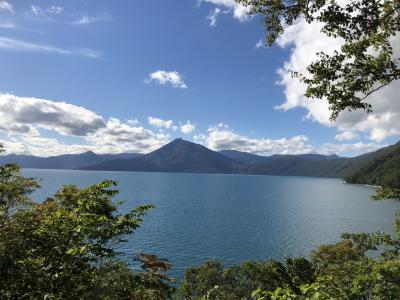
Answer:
[344,141,400,188]
[3,139,398,182]
[82,138,241,173]
[218,150,269,165]
[0,151,142,169]
[242,155,358,178]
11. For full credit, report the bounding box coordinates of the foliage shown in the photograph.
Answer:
[133,253,176,299]
[237,0,400,120]
[178,258,315,299]
[0,143,176,299]
[344,141,400,188]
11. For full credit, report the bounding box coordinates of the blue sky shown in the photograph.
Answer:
[0,0,398,157]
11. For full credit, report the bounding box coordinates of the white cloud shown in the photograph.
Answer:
[0,94,170,156]
[0,94,389,158]
[202,0,249,22]
[0,94,106,136]
[180,121,196,134]
[87,118,169,153]
[275,16,400,143]
[127,118,140,126]
[74,14,111,25]
[254,39,264,49]
[194,123,314,155]
[0,1,13,13]
[30,5,46,17]
[30,5,63,18]
[146,70,188,89]
[47,6,63,14]
[335,131,359,141]
[0,21,16,28]
[207,7,221,26]
[148,117,174,129]
[318,142,386,157]
[0,36,102,59]
[193,123,386,157]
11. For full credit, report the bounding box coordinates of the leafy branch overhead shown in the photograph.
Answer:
[238,0,400,120]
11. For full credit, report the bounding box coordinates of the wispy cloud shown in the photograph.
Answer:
[73,14,111,25]
[0,1,14,13]
[201,0,250,23]
[0,21,16,29]
[207,8,221,26]
[254,39,264,49]
[0,36,102,59]
[30,5,63,17]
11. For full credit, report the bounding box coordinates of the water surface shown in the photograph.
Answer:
[23,169,399,278]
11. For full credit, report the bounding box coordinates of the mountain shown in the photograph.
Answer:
[218,150,348,177]
[82,138,241,173]
[240,154,357,178]
[218,150,269,165]
[3,138,399,183]
[344,141,400,188]
[0,151,142,169]
[82,139,358,177]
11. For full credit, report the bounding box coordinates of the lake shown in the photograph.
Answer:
[23,169,399,278]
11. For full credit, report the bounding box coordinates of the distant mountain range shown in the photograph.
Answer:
[2,138,399,187]
[0,151,142,170]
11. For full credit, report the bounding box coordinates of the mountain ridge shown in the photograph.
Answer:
[2,138,399,185]
[80,138,241,173]
[0,151,142,170]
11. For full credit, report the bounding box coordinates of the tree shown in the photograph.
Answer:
[237,0,400,120]
[132,253,176,299]
[0,143,172,299]
[178,258,315,299]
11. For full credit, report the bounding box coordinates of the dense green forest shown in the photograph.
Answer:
[345,141,400,188]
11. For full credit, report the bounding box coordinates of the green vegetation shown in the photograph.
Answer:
[1,140,400,299]
[345,141,400,188]
[1,1,399,297]
[238,0,400,120]
[0,145,174,299]
[177,231,400,299]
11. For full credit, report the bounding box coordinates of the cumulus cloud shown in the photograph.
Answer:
[0,135,90,157]
[318,142,386,157]
[0,36,102,59]
[180,121,196,134]
[335,131,359,142]
[193,123,386,157]
[0,94,106,136]
[87,118,169,153]
[0,94,170,156]
[148,117,174,129]
[0,94,389,157]
[146,70,188,89]
[194,123,314,155]
[202,0,250,22]
[0,1,13,13]
[275,16,400,143]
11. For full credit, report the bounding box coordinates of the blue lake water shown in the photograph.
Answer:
[23,169,399,278]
